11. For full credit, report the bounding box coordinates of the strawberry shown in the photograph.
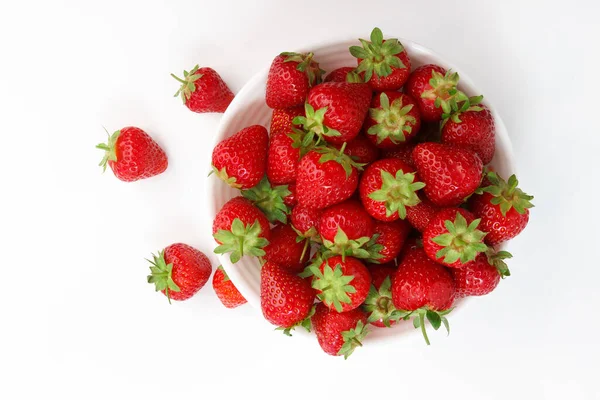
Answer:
[335,134,380,165]
[370,220,411,264]
[324,67,361,83]
[171,65,234,113]
[406,195,439,232]
[212,197,271,263]
[212,266,247,308]
[283,183,297,207]
[364,92,421,149]
[382,144,415,167]
[363,264,405,327]
[269,106,304,136]
[291,204,322,241]
[398,235,424,262]
[296,145,361,209]
[266,130,300,185]
[211,125,268,189]
[266,52,324,109]
[412,142,483,207]
[260,261,315,335]
[442,103,495,165]
[96,127,167,182]
[264,224,310,272]
[452,251,511,297]
[469,172,534,245]
[311,302,368,359]
[241,177,291,224]
[147,243,212,303]
[359,158,425,221]
[391,248,455,345]
[349,27,411,91]
[423,208,488,268]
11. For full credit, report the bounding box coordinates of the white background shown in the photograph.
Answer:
[1,0,599,399]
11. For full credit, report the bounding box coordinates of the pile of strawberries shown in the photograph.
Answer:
[97,27,533,359]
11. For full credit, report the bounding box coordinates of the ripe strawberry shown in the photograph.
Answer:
[291,204,322,241]
[382,144,415,167]
[423,208,488,268]
[147,243,212,303]
[398,235,423,262]
[324,67,360,83]
[296,145,361,209]
[264,224,310,272]
[212,125,268,189]
[349,27,411,91]
[212,197,271,263]
[363,264,404,327]
[406,195,439,232]
[442,103,495,164]
[452,251,511,297]
[269,106,304,136]
[412,142,483,207]
[283,183,297,207]
[359,158,425,221]
[260,261,315,334]
[171,65,234,113]
[334,134,380,165]
[469,172,534,245]
[212,266,247,308]
[391,248,455,345]
[241,177,291,224]
[364,92,421,149]
[266,52,324,109]
[370,219,411,263]
[96,127,167,182]
[266,130,300,185]
[311,302,368,358]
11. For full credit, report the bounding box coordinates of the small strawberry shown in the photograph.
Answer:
[96,127,167,182]
[406,195,439,232]
[212,197,271,263]
[291,205,322,241]
[369,220,411,264]
[241,177,291,224]
[423,208,488,268]
[311,302,369,359]
[412,142,483,207]
[211,125,268,189]
[335,134,381,165]
[363,264,405,327]
[349,27,411,91]
[147,243,212,303]
[442,102,495,164]
[382,144,416,167]
[264,224,310,272]
[470,172,534,245]
[324,67,361,83]
[391,248,455,345]
[364,92,421,149]
[266,52,324,109]
[452,251,511,297]
[171,65,234,113]
[261,261,316,335]
[359,158,425,221]
[269,106,304,136]
[212,266,247,308]
[266,130,300,185]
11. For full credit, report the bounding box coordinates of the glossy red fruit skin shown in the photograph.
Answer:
[359,158,418,221]
[316,256,371,312]
[398,235,423,262]
[183,67,234,113]
[266,55,312,109]
[260,261,315,327]
[212,267,247,308]
[368,264,399,327]
[318,200,375,243]
[324,67,357,83]
[212,125,269,189]
[307,82,372,144]
[469,192,530,246]
[269,106,304,136]
[452,253,500,297]
[263,224,310,272]
[406,196,439,232]
[364,92,421,149]
[109,127,168,182]
[423,208,478,268]
[373,220,411,263]
[296,150,359,209]
[291,205,321,236]
[357,50,411,91]
[412,142,483,207]
[382,144,415,167]
[267,131,299,185]
[391,248,455,311]
[212,197,271,242]
[442,107,495,165]
[162,243,212,301]
[335,134,381,164]
[283,183,297,207]
[405,64,447,122]
[311,302,368,356]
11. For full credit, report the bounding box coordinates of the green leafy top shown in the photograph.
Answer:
[171,65,203,103]
[308,262,355,312]
[321,228,383,262]
[276,305,316,337]
[368,92,417,144]
[408,307,453,346]
[313,142,365,178]
[444,95,484,126]
[96,128,120,171]
[431,212,488,265]
[241,177,291,223]
[349,27,406,82]
[211,165,242,189]
[293,103,341,145]
[368,169,425,219]
[363,277,408,328]
[338,320,369,359]
[281,52,325,87]
[486,250,512,278]
[213,218,269,263]
[475,171,534,216]
[146,250,180,304]
[421,69,471,120]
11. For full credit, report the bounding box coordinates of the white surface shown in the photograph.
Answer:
[1,1,599,399]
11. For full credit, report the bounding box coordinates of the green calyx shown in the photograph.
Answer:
[321,228,383,262]
[363,277,409,328]
[213,218,270,263]
[241,177,291,224]
[308,262,356,312]
[146,250,181,304]
[421,69,470,120]
[346,70,363,83]
[444,95,485,126]
[96,128,120,171]
[171,65,203,103]
[486,249,512,278]
[338,320,369,359]
[368,169,425,219]
[349,27,406,82]
[217,265,230,282]
[314,142,366,178]
[432,212,488,265]
[475,171,534,216]
[288,128,318,157]
[276,305,316,337]
[368,93,416,144]
[281,52,325,87]
[293,103,341,145]
[407,307,452,346]
[211,165,242,189]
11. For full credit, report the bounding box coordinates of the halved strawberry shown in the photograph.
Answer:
[364,92,421,149]
[212,266,247,308]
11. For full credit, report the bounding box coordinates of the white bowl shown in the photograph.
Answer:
[207,38,514,337]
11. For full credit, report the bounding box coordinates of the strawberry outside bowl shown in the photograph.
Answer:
[206,38,515,341]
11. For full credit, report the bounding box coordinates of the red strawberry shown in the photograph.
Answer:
[296,145,361,209]
[335,134,381,165]
[96,127,167,182]
[412,142,483,207]
[269,106,304,136]
[324,67,360,83]
[442,104,495,164]
[264,224,310,272]
[147,243,212,303]
[266,52,324,109]
[391,248,455,344]
[382,144,415,167]
[349,27,411,91]
[359,158,425,221]
[291,204,322,240]
[241,177,291,224]
[452,251,511,297]
[364,92,421,149]
[283,183,297,207]
[371,220,411,264]
[212,266,247,308]
[406,195,439,232]
[212,197,271,263]
[469,172,534,245]
[363,264,403,327]
[266,131,300,185]
[260,261,315,334]
[398,235,423,262]
[423,208,488,268]
[311,302,368,358]
[171,65,234,113]
[212,125,268,189]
